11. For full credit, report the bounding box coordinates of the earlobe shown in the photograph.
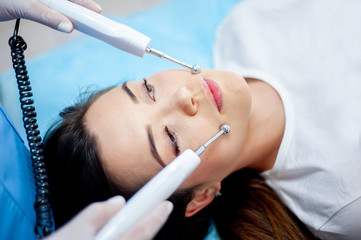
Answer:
[185,183,221,217]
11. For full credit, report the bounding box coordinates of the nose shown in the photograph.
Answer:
[172,87,197,116]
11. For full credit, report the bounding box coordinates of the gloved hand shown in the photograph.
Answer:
[43,196,173,240]
[0,0,102,32]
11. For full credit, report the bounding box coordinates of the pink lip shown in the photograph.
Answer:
[202,79,223,112]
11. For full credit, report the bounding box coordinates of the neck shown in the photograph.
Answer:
[235,78,285,172]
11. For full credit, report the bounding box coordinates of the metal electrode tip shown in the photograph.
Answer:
[146,47,201,74]
[195,124,231,156]
[191,65,201,74]
[221,124,230,134]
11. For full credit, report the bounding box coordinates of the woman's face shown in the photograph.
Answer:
[85,69,251,188]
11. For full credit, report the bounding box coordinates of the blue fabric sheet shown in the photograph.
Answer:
[0,105,37,240]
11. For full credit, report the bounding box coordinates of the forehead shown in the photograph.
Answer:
[85,86,160,182]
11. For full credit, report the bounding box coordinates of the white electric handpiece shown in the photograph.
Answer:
[39,0,201,73]
[95,124,230,240]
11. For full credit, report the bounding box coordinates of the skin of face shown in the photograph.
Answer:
[85,69,252,192]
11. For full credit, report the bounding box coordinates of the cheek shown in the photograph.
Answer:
[181,150,226,187]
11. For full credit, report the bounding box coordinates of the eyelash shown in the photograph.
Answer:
[143,78,155,101]
[165,126,180,156]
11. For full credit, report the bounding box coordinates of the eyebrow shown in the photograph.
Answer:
[147,125,166,168]
[122,82,138,103]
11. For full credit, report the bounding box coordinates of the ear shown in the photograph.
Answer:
[185,182,221,217]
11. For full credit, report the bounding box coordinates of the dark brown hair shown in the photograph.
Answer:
[212,169,316,240]
[43,88,117,227]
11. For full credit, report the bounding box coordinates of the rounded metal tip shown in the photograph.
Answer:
[191,65,201,74]
[221,124,230,134]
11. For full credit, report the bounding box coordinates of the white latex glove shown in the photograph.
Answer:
[44,196,173,240]
[0,0,102,32]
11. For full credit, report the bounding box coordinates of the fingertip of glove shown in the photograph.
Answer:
[93,1,102,12]
[164,201,174,215]
[57,21,73,33]
[107,195,126,205]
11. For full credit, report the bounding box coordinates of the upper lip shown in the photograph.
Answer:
[202,79,223,112]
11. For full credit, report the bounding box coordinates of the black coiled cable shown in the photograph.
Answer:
[8,19,54,238]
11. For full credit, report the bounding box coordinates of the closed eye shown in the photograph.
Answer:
[165,126,180,156]
[143,78,155,101]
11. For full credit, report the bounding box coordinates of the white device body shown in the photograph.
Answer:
[40,0,151,57]
[95,149,200,240]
